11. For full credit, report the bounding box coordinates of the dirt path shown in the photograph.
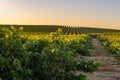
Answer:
[89,38,112,57]
[76,38,120,80]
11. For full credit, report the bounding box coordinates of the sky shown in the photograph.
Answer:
[0,0,120,29]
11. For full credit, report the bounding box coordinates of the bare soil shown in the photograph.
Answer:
[76,38,120,80]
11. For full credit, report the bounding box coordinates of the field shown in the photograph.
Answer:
[0,25,120,80]
[1,25,120,33]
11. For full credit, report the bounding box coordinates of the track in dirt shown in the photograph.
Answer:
[89,38,112,57]
[76,38,120,80]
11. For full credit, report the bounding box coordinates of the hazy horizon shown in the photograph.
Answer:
[0,0,120,29]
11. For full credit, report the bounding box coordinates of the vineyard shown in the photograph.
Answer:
[98,33,120,60]
[0,25,120,34]
[0,26,120,80]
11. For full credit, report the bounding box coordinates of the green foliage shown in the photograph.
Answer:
[28,29,77,80]
[26,39,48,53]
[114,51,120,60]
[0,27,100,80]
[27,29,99,80]
[0,26,31,80]
[27,52,45,80]
[41,44,76,80]
[76,44,90,56]
[98,34,120,61]
[77,60,101,73]
[69,41,90,56]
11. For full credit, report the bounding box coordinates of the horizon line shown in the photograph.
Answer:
[0,24,119,30]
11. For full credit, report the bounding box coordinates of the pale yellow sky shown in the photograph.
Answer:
[0,0,120,29]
